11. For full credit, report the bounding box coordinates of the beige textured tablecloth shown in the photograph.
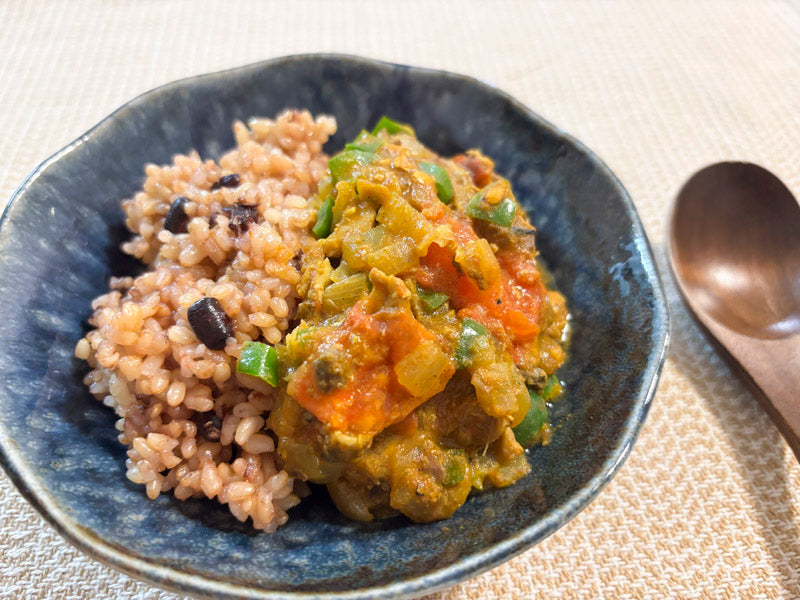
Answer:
[2,1,799,598]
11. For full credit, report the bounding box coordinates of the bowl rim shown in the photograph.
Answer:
[0,53,670,600]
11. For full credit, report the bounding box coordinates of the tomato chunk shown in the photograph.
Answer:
[288,301,454,436]
[417,243,544,347]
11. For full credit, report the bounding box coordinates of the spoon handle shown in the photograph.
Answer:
[710,324,800,460]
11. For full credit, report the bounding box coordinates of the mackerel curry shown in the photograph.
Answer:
[269,118,568,523]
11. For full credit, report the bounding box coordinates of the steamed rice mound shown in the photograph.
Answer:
[75,110,336,531]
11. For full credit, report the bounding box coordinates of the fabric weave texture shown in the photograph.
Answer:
[1,1,798,598]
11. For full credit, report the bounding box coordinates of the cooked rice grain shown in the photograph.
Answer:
[77,110,335,531]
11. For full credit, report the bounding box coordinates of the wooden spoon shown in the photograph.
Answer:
[669,162,800,460]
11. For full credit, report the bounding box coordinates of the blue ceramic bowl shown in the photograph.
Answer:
[0,55,669,599]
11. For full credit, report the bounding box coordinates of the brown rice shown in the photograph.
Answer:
[75,110,336,531]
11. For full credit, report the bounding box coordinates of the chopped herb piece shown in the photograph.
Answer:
[312,196,335,238]
[418,287,449,312]
[455,318,488,368]
[370,116,414,136]
[236,341,279,387]
[512,390,548,446]
[419,162,454,204]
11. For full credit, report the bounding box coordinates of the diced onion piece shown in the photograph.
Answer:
[322,273,369,312]
[341,224,386,271]
[454,238,501,290]
[365,238,418,275]
[377,193,435,250]
[470,359,530,424]
[394,339,451,398]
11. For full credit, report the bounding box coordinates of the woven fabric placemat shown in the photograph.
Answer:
[1,1,799,598]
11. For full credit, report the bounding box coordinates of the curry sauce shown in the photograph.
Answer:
[268,118,568,523]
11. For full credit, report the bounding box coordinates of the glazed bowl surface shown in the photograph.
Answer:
[0,54,669,599]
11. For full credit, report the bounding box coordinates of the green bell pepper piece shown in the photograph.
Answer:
[345,133,383,154]
[419,161,454,204]
[328,150,377,183]
[370,116,414,136]
[236,341,279,387]
[466,190,517,227]
[455,318,488,368]
[417,287,449,312]
[312,196,335,238]
[512,390,548,446]
[542,374,561,400]
[443,459,466,486]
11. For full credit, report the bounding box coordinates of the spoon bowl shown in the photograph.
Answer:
[670,162,800,458]
[671,163,800,339]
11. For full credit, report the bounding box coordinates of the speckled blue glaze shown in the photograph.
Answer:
[0,55,669,599]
